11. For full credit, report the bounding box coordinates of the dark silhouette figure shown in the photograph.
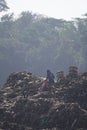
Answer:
[46,70,55,85]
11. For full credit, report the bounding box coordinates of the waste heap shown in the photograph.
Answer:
[56,71,65,81]
[67,66,78,78]
[0,71,87,130]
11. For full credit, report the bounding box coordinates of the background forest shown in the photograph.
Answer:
[0,10,87,85]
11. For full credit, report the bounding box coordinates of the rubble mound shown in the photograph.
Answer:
[0,71,87,130]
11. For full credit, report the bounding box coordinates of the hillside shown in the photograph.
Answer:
[0,69,87,130]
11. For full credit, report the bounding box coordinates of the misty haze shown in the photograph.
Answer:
[0,11,87,85]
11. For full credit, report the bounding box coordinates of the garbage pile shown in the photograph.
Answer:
[0,70,87,130]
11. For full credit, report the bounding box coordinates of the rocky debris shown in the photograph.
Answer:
[56,71,65,82]
[56,73,87,103]
[67,66,78,79]
[0,71,87,130]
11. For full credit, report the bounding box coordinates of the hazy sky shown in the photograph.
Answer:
[5,0,87,20]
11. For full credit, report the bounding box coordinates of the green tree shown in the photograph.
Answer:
[0,13,14,38]
[0,0,9,12]
[0,12,87,85]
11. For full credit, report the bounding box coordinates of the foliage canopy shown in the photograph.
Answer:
[0,11,87,84]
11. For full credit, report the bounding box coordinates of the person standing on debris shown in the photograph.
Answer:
[23,89,29,98]
[46,70,55,85]
[22,83,29,98]
[38,79,48,92]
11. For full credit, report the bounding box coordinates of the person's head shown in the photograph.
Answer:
[47,69,51,74]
